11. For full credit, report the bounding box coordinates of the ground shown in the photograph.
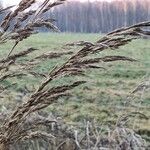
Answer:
[0,33,150,142]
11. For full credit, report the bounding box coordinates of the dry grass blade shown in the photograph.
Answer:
[22,131,55,141]
[0,48,37,64]
[28,18,60,32]
[33,0,50,19]
[1,0,36,31]
[107,21,150,36]
[72,56,136,68]
[0,0,64,60]
[117,112,149,126]
[0,1,149,148]
[0,60,14,71]
[1,21,149,145]
[0,72,27,82]
[34,51,73,60]
[0,6,15,14]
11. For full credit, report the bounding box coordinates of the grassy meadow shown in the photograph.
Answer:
[0,33,150,141]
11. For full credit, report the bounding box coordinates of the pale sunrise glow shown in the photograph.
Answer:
[1,0,115,7]
[1,0,42,7]
[71,0,113,2]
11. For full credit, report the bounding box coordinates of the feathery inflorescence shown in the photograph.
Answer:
[0,0,150,148]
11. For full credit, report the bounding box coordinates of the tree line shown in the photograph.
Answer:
[0,0,150,33]
[49,0,150,33]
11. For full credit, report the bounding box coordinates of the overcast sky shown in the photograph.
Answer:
[1,0,115,7]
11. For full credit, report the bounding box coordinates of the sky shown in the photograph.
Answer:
[1,0,114,7]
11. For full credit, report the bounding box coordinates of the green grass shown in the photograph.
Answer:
[0,33,150,136]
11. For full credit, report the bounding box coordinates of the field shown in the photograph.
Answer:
[0,33,150,142]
